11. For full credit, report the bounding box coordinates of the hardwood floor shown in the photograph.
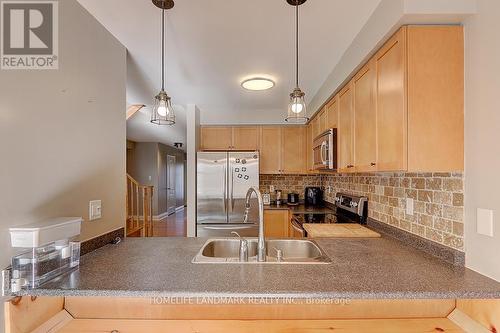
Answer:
[153,208,187,237]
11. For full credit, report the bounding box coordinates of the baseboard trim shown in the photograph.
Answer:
[153,212,169,221]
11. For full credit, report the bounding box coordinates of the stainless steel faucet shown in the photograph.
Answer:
[243,186,266,262]
[231,231,248,262]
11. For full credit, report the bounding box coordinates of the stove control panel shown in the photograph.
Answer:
[334,193,368,218]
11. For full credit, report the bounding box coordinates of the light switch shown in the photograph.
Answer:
[89,200,102,221]
[477,208,494,237]
[406,198,414,216]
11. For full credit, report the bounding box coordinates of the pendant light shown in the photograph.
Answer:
[151,0,175,125]
[285,0,309,123]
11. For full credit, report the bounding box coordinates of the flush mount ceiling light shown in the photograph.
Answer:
[241,77,275,91]
[285,0,309,123]
[151,0,175,126]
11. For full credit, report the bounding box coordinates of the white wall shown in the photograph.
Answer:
[464,0,500,281]
[0,0,126,273]
[186,104,200,237]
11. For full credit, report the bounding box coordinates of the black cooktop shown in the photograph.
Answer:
[293,210,365,226]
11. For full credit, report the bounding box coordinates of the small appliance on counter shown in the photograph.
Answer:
[287,193,300,206]
[292,193,368,237]
[262,192,271,205]
[275,190,283,206]
[3,217,82,295]
[305,187,323,206]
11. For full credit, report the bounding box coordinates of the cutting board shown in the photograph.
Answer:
[303,223,381,238]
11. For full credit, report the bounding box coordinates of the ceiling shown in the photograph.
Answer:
[77,0,382,147]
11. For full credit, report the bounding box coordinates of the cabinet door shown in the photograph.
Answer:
[375,27,407,171]
[200,127,233,150]
[264,210,289,238]
[318,108,327,134]
[306,123,316,174]
[354,61,377,172]
[326,96,338,129]
[311,116,320,140]
[338,83,354,173]
[233,127,259,151]
[259,127,282,174]
[281,126,307,174]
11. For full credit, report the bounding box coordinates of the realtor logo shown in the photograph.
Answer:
[1,1,58,69]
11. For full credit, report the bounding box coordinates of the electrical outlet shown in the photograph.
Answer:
[89,200,102,221]
[270,185,275,193]
[406,198,414,216]
[477,208,494,237]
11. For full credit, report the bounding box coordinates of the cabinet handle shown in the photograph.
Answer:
[371,163,376,166]
[347,165,354,168]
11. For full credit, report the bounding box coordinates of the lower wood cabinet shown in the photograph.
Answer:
[7,296,499,333]
[263,210,290,238]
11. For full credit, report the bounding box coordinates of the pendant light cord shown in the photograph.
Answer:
[295,3,299,88]
[161,8,165,91]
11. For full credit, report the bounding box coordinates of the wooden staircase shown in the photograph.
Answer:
[126,174,154,237]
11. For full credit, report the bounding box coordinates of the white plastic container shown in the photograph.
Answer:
[9,217,82,248]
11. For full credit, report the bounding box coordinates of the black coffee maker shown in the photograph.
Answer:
[305,187,323,206]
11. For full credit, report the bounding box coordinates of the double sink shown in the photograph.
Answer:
[192,238,331,264]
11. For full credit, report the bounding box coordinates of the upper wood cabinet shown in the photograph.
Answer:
[306,123,316,174]
[233,127,260,150]
[353,61,377,172]
[325,96,338,129]
[338,83,354,173]
[318,108,328,134]
[374,28,408,172]
[200,126,259,151]
[260,127,282,174]
[281,126,307,174]
[406,26,464,172]
[312,116,320,140]
[260,126,306,175]
[331,25,463,173]
[200,127,233,150]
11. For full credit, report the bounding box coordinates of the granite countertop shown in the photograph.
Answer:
[18,236,500,299]
[264,203,335,214]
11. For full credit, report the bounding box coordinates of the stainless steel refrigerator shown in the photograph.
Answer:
[197,151,259,237]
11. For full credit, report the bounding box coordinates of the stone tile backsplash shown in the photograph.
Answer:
[259,172,465,251]
[321,172,464,251]
[259,174,321,200]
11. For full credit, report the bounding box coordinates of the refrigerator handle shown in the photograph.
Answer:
[223,164,227,213]
[231,166,234,211]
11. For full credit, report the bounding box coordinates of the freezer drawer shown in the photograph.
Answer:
[197,224,259,237]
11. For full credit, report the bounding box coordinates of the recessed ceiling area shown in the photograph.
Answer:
[77,0,382,146]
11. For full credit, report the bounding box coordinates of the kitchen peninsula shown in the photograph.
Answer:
[5,236,500,332]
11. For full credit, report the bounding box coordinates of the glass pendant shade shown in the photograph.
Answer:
[150,2,175,126]
[151,90,175,125]
[285,1,308,123]
[286,87,308,123]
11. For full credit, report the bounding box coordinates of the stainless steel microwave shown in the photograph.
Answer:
[313,129,337,170]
